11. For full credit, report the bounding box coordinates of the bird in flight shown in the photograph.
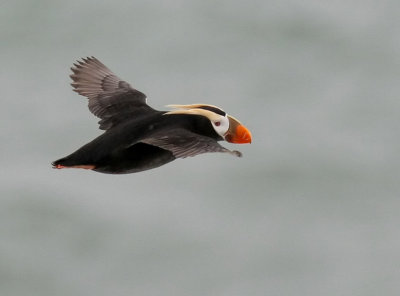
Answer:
[52,57,252,174]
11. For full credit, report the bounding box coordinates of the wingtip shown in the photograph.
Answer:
[232,150,242,157]
[72,56,97,66]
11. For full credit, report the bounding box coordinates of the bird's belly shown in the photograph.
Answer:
[93,143,175,174]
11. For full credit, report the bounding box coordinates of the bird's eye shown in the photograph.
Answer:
[214,121,221,126]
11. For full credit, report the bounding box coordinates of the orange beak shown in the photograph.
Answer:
[224,116,252,144]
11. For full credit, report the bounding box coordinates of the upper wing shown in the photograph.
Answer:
[141,128,242,159]
[70,57,156,130]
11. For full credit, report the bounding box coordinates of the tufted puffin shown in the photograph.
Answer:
[52,57,252,174]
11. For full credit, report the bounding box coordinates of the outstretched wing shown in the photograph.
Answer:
[70,57,157,130]
[141,128,242,159]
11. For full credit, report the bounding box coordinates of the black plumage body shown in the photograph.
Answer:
[53,113,222,174]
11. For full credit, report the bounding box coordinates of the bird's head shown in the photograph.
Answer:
[165,104,252,144]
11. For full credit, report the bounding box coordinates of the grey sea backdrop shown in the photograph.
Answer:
[1,1,399,295]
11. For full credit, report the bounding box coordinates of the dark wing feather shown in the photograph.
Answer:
[70,57,156,130]
[141,128,242,158]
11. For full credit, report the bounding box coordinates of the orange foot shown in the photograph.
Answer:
[53,164,95,170]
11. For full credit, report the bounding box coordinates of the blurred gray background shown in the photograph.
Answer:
[1,0,399,295]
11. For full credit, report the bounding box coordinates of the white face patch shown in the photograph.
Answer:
[210,114,229,137]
